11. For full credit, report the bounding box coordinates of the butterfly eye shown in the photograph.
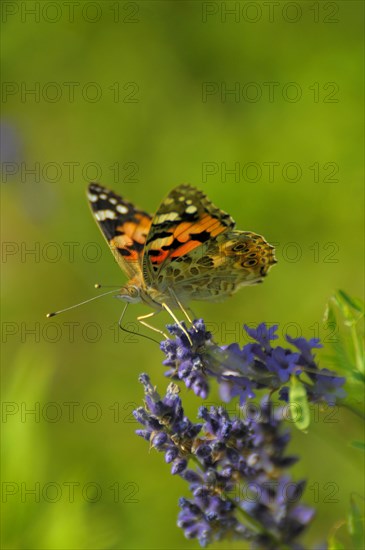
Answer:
[116,285,141,303]
[128,286,140,299]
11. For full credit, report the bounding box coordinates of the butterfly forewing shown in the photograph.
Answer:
[142,184,236,285]
[87,183,152,278]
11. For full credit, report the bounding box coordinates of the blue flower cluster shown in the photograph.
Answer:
[134,373,315,549]
[161,320,346,406]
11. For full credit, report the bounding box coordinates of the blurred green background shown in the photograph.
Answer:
[1,1,364,548]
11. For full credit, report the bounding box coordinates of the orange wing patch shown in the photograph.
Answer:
[143,185,235,280]
[146,217,229,266]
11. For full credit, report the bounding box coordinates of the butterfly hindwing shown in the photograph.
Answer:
[87,183,152,278]
[149,230,277,302]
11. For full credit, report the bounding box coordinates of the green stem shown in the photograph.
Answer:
[350,321,364,375]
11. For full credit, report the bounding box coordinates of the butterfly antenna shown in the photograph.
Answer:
[118,303,160,345]
[46,289,119,318]
[94,283,121,289]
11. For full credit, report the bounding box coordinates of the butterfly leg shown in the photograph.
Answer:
[118,304,160,344]
[168,288,192,323]
[161,303,193,346]
[168,288,198,333]
[137,311,170,340]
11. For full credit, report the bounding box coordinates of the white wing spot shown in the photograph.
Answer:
[116,204,128,214]
[186,199,192,205]
[185,205,198,214]
[109,197,117,205]
[99,193,107,200]
[95,210,117,221]
[178,196,185,201]
[164,197,174,205]
[155,212,180,223]
[88,193,98,202]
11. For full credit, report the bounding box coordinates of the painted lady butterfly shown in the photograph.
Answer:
[87,183,276,335]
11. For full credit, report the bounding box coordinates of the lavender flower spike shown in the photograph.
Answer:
[160,320,346,406]
[135,377,315,549]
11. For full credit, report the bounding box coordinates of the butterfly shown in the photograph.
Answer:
[87,183,277,338]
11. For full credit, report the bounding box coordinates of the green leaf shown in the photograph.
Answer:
[332,290,364,326]
[328,535,345,550]
[289,376,310,431]
[352,371,365,383]
[348,495,365,548]
[324,302,337,325]
[332,292,351,322]
[322,346,352,375]
[350,441,365,451]
[324,290,364,377]
[337,290,364,315]
[352,329,365,375]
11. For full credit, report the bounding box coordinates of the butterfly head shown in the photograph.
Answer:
[116,284,142,304]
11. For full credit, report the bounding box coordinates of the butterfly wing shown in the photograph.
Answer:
[87,183,152,279]
[142,184,276,304]
[161,230,277,303]
[142,184,235,285]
